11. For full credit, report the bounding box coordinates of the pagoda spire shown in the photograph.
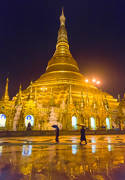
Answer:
[46,8,79,73]
[57,8,68,44]
[4,78,9,101]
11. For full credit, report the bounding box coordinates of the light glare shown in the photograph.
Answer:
[96,81,100,85]
[85,79,89,83]
[92,78,96,83]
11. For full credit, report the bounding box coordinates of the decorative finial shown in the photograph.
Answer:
[60,8,65,26]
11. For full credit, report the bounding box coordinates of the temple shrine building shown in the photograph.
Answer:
[0,10,123,131]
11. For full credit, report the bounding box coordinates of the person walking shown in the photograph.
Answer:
[55,126,59,143]
[52,125,60,143]
[80,126,87,145]
[27,122,32,131]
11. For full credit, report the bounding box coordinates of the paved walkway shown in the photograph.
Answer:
[0,135,125,180]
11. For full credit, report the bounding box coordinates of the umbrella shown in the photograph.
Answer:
[52,125,59,129]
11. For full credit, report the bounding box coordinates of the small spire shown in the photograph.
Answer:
[4,78,9,101]
[118,93,120,101]
[28,81,33,100]
[19,84,22,95]
[16,84,22,104]
[30,81,32,91]
[60,8,65,26]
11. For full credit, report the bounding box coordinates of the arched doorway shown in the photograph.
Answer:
[72,116,77,129]
[25,115,34,127]
[106,117,110,129]
[90,117,96,130]
[0,114,6,127]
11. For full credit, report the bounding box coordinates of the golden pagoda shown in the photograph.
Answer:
[0,10,119,131]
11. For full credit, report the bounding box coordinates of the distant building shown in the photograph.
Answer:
[0,10,119,131]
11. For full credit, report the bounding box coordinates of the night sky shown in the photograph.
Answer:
[0,0,125,99]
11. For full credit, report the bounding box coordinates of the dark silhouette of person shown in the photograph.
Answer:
[80,126,87,144]
[27,122,32,131]
[55,126,59,143]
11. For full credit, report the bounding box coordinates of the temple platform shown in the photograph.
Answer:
[0,129,125,137]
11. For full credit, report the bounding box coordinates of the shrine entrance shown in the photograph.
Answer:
[90,117,96,130]
[106,117,110,129]
[25,115,34,127]
[72,116,77,129]
[0,114,6,127]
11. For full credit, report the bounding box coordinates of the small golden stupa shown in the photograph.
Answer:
[0,10,119,131]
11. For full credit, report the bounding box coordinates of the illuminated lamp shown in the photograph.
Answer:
[96,81,100,85]
[92,78,96,83]
[85,79,89,83]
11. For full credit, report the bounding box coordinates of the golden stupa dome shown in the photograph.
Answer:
[34,9,89,87]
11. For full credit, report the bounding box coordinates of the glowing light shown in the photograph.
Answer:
[90,117,96,130]
[72,145,77,155]
[107,137,112,151]
[108,145,112,151]
[96,81,100,85]
[85,79,89,83]
[41,87,47,91]
[25,115,34,127]
[0,114,6,127]
[92,78,96,83]
[72,116,77,129]
[91,138,96,153]
[0,146,2,156]
[106,117,110,129]
[22,145,32,156]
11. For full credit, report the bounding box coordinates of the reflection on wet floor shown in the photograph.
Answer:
[0,135,125,179]
[91,137,96,153]
[72,145,77,155]
[22,145,32,157]
[0,146,2,156]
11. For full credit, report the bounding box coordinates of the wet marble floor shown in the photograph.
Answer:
[0,135,125,179]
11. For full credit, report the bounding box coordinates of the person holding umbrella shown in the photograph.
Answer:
[77,124,87,145]
[52,125,59,143]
